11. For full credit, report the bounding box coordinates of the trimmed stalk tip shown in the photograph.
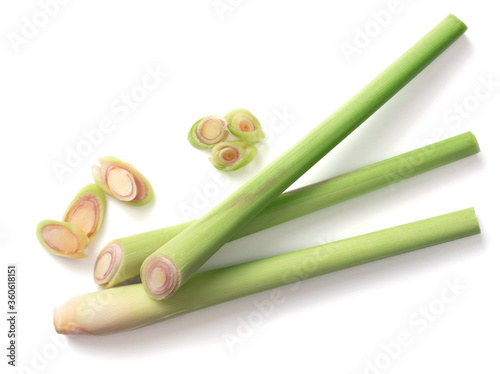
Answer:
[36,220,90,259]
[209,140,257,171]
[62,184,106,243]
[188,115,229,149]
[92,156,154,206]
[53,305,90,335]
[225,108,264,143]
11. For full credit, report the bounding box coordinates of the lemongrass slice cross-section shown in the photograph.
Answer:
[92,156,154,206]
[141,255,179,299]
[209,140,257,171]
[36,220,90,259]
[94,242,124,286]
[188,115,229,149]
[225,109,264,143]
[62,184,106,243]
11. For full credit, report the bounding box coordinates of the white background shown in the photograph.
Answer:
[1,1,499,373]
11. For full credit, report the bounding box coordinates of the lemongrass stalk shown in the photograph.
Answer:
[140,15,468,300]
[209,140,257,171]
[92,156,154,206]
[96,132,479,287]
[59,208,480,335]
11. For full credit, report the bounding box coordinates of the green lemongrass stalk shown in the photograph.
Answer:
[95,132,479,288]
[58,208,480,335]
[140,15,468,300]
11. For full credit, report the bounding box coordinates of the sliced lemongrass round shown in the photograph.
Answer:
[62,184,106,242]
[36,220,90,259]
[188,115,229,149]
[69,202,95,233]
[224,109,264,143]
[209,140,257,171]
[94,242,123,286]
[92,156,153,206]
[107,167,137,201]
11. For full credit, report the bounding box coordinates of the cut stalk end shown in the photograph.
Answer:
[447,14,468,32]
[53,306,63,333]
[141,256,179,300]
[94,242,123,286]
[53,305,89,335]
